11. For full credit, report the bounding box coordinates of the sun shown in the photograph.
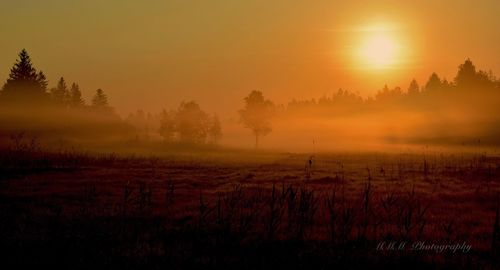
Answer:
[358,31,400,69]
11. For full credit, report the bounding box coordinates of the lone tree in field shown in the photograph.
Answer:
[239,90,274,149]
[1,49,48,103]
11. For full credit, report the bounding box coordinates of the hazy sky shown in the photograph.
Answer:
[1,0,499,116]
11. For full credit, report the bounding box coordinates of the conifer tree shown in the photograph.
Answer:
[69,83,84,107]
[407,79,420,95]
[91,88,109,108]
[51,77,70,105]
[1,49,48,102]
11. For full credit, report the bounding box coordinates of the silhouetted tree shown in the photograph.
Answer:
[91,88,109,108]
[454,59,496,90]
[407,79,419,95]
[1,49,48,102]
[51,77,69,105]
[239,90,274,149]
[375,85,403,102]
[175,101,209,144]
[69,83,84,107]
[424,72,442,92]
[455,58,476,88]
[208,114,222,145]
[37,71,48,92]
[441,78,453,91]
[375,85,390,100]
[159,109,176,142]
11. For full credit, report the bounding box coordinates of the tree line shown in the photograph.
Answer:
[1,49,112,112]
[240,59,500,147]
[2,49,499,148]
[126,90,274,148]
[126,102,222,145]
[287,59,500,115]
[0,49,228,146]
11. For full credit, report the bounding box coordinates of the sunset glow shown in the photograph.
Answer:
[358,30,400,69]
[0,2,499,268]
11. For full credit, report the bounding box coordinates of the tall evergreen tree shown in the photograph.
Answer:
[455,58,477,88]
[1,49,48,102]
[37,71,48,92]
[424,72,442,92]
[91,88,109,108]
[51,77,69,105]
[407,79,420,95]
[69,83,84,107]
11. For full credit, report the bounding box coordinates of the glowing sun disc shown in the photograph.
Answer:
[358,32,400,69]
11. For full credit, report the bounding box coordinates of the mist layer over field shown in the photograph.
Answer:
[1,50,499,154]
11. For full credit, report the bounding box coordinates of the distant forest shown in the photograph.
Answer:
[0,50,222,147]
[1,49,500,148]
[285,60,499,116]
[125,57,500,146]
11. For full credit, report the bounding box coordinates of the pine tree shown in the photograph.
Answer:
[51,77,69,106]
[37,71,48,92]
[69,83,84,107]
[424,72,442,92]
[455,58,477,88]
[1,49,48,102]
[407,79,420,95]
[91,88,109,108]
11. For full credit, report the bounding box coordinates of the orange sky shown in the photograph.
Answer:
[1,0,499,116]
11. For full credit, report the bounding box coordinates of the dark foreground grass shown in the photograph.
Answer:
[0,147,499,269]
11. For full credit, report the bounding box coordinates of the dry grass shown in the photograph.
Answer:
[0,144,499,269]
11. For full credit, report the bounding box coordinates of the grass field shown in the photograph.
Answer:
[1,145,499,269]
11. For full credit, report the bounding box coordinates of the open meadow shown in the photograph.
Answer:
[1,2,499,268]
[1,144,499,269]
